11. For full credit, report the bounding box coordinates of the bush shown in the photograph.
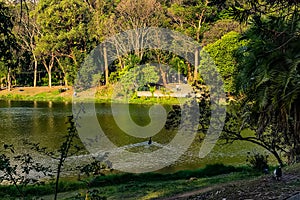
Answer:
[246,151,269,171]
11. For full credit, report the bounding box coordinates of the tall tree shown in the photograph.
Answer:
[201,19,242,46]
[0,1,17,91]
[34,0,92,87]
[224,0,300,165]
[202,31,248,93]
[167,0,213,42]
[86,0,112,85]
[12,0,40,87]
[106,0,164,62]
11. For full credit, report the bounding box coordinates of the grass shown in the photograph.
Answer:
[0,92,183,105]
[88,164,247,187]
[0,164,259,199]
[0,86,190,105]
[0,93,30,100]
[0,92,72,102]
[0,88,183,105]
[43,171,259,200]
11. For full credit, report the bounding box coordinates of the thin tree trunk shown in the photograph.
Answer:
[9,172,24,197]
[49,54,54,88]
[196,0,208,42]
[42,54,55,88]
[272,150,284,167]
[187,62,192,82]
[103,44,109,85]
[156,54,167,86]
[159,65,167,86]
[54,157,63,200]
[33,54,38,87]
[48,69,52,88]
[194,48,199,82]
[7,67,11,91]
[55,57,68,87]
[178,62,180,84]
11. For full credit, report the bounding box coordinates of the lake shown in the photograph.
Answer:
[0,100,269,174]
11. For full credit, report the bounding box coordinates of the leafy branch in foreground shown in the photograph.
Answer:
[25,115,83,200]
[221,102,286,166]
[73,156,111,200]
[0,144,52,198]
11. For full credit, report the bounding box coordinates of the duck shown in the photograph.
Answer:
[148,137,152,145]
[274,166,282,180]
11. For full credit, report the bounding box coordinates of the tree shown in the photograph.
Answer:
[115,64,159,99]
[201,19,242,46]
[202,31,248,93]
[0,1,17,91]
[224,0,300,165]
[26,116,82,200]
[34,0,92,87]
[167,0,213,42]
[105,0,164,65]
[12,0,40,87]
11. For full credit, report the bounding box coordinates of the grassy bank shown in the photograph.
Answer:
[0,164,258,199]
[0,86,74,102]
[2,163,297,200]
[0,86,182,105]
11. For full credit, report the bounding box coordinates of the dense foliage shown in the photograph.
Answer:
[0,0,299,166]
[222,0,300,165]
[0,0,236,88]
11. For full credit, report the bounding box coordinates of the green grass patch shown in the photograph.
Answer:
[89,164,248,187]
[0,91,181,105]
[0,164,256,199]
[53,171,259,200]
[0,92,72,102]
[0,180,87,199]
[0,94,29,100]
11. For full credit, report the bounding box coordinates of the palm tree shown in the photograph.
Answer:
[233,13,300,165]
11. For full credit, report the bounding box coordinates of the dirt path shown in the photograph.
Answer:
[161,169,300,200]
[0,86,73,96]
[162,183,229,200]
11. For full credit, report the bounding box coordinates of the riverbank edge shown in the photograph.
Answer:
[0,164,259,199]
[0,86,186,105]
[41,163,300,200]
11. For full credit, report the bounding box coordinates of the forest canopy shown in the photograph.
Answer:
[0,0,299,165]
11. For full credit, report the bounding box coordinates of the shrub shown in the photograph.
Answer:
[246,151,269,171]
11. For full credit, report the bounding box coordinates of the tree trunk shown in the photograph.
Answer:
[194,48,199,82]
[33,54,38,87]
[187,62,192,82]
[178,62,181,84]
[55,57,68,87]
[156,54,167,86]
[272,150,284,167]
[7,67,11,91]
[159,65,167,86]
[54,157,63,200]
[48,69,52,88]
[196,0,208,42]
[42,54,55,88]
[103,44,109,85]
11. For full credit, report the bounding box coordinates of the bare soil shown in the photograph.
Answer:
[0,86,74,98]
[164,164,300,200]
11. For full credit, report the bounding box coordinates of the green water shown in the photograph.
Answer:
[0,100,271,173]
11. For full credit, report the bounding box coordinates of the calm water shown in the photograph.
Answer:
[0,100,268,173]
